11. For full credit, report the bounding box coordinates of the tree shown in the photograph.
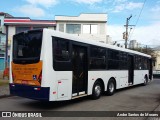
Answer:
[129,47,159,61]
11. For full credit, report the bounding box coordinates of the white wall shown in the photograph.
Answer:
[56,22,107,43]
[48,26,56,30]
[55,14,109,43]
[55,13,107,22]
[154,51,160,70]
[8,26,16,46]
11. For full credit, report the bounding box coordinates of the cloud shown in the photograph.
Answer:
[74,0,102,4]
[130,23,160,46]
[85,0,144,13]
[150,2,160,21]
[107,22,160,46]
[151,6,160,12]
[113,4,125,12]
[15,4,45,17]
[107,25,124,41]
[25,0,58,8]
[13,0,58,18]
[112,0,126,5]
[126,2,143,10]
[113,2,143,12]
[115,0,127,2]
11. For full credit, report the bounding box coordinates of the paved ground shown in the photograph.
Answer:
[0,78,160,120]
[0,71,9,97]
[0,84,9,97]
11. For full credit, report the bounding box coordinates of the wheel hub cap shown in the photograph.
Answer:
[109,83,114,93]
[95,85,101,96]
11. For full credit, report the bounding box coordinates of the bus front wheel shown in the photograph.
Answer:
[106,79,116,96]
[91,81,102,100]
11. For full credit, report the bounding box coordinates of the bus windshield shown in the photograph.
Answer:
[13,30,42,64]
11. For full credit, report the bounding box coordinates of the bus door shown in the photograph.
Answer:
[72,45,88,97]
[149,58,153,80]
[128,55,134,85]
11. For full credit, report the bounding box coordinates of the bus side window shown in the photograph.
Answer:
[52,36,71,71]
[135,55,142,70]
[138,56,142,70]
[53,38,69,61]
[143,58,148,70]
[119,52,128,70]
[89,46,106,69]
[108,50,120,70]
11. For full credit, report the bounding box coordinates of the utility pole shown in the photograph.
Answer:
[5,25,8,68]
[124,15,135,48]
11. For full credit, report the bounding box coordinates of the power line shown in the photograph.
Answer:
[128,0,147,40]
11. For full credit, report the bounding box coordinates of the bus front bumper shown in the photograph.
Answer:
[9,83,50,101]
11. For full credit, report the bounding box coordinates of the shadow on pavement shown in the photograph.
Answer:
[19,81,157,110]
[21,96,91,110]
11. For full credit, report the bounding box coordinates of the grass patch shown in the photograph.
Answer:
[0,80,9,86]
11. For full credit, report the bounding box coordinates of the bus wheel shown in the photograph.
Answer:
[143,75,148,86]
[91,81,102,100]
[106,79,116,96]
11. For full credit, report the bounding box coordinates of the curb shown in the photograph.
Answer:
[146,104,160,120]
[0,94,13,99]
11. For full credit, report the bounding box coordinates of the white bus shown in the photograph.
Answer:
[10,29,153,101]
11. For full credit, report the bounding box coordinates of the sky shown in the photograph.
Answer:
[0,0,160,47]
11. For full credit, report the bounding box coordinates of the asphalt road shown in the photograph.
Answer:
[0,79,160,120]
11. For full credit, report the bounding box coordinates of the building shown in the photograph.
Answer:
[55,13,109,43]
[106,35,113,44]
[0,12,12,71]
[4,16,56,46]
[0,12,56,70]
[153,46,160,70]
[0,12,109,71]
[129,40,140,49]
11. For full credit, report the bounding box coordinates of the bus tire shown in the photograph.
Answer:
[143,75,148,86]
[91,81,102,100]
[106,79,116,96]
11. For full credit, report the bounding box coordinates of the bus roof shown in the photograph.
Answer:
[45,29,151,58]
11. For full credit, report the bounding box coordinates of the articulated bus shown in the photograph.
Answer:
[9,29,153,101]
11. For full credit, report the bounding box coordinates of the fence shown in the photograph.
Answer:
[153,70,160,78]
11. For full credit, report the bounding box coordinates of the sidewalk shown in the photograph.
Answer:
[0,72,10,97]
[0,82,9,97]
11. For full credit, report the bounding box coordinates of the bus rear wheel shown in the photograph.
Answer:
[91,81,102,100]
[106,79,116,96]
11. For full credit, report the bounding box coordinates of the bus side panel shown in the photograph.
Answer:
[42,30,73,101]
[134,70,149,85]
[88,70,128,95]
[41,30,57,101]
[54,71,72,101]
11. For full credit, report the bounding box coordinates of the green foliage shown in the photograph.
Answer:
[129,47,159,63]
[130,47,155,57]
